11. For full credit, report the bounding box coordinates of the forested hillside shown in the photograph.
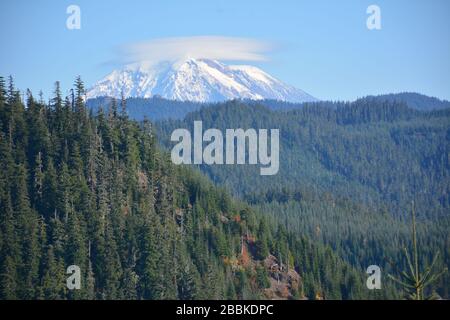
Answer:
[0,76,387,300]
[357,93,450,111]
[87,96,205,121]
[86,91,450,122]
[157,100,450,219]
[156,100,450,298]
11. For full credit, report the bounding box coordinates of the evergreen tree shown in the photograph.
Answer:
[388,203,447,299]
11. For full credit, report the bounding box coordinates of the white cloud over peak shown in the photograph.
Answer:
[117,36,273,65]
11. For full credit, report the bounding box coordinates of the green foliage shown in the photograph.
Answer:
[156,99,450,298]
[157,100,450,219]
[0,76,377,300]
[256,265,270,289]
[388,204,447,300]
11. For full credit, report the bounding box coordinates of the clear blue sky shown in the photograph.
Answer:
[1,0,449,101]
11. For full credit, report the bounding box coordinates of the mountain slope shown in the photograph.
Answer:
[357,92,450,111]
[86,96,205,121]
[0,76,385,300]
[155,100,450,298]
[86,59,317,103]
[156,100,450,219]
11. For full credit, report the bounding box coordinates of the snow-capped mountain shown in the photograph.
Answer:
[86,58,317,103]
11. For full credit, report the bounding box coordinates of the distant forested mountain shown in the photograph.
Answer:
[156,100,450,219]
[357,92,450,111]
[87,92,449,122]
[156,99,450,298]
[1,76,389,300]
[86,96,205,121]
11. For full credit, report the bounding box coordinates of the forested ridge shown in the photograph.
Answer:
[156,99,450,298]
[0,76,389,300]
[157,100,450,219]
[87,96,205,121]
[86,92,450,121]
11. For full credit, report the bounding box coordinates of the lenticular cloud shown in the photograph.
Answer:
[118,36,273,65]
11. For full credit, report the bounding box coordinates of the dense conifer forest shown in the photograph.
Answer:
[156,100,450,298]
[0,76,394,300]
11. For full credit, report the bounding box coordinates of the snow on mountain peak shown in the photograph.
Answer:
[86,58,317,103]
